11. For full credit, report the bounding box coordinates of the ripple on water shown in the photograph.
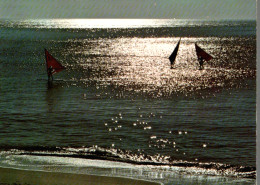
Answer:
[64,37,255,98]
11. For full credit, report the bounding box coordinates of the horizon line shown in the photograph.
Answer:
[0,18,256,21]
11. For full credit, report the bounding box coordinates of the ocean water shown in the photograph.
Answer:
[0,19,256,184]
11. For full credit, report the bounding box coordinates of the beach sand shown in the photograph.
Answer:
[0,167,161,185]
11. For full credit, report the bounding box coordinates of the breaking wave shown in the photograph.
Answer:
[0,146,255,179]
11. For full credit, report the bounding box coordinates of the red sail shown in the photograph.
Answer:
[45,49,65,74]
[195,44,213,61]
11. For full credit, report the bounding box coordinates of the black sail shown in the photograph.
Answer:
[169,39,181,66]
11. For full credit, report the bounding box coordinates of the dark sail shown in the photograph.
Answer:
[45,49,65,75]
[169,39,181,66]
[195,44,213,61]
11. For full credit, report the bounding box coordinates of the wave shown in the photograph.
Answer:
[0,146,255,179]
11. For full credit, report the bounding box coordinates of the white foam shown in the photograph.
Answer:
[0,152,255,185]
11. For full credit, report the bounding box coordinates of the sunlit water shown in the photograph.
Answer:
[0,19,256,184]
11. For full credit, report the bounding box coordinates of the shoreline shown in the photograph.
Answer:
[0,167,161,185]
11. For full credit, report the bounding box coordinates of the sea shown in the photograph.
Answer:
[0,19,256,184]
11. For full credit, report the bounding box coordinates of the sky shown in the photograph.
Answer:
[0,0,256,20]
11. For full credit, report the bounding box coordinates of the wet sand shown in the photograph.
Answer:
[0,167,161,185]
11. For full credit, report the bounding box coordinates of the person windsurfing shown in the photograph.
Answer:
[169,39,181,69]
[198,56,204,70]
[44,49,65,82]
[195,43,213,70]
[47,66,54,81]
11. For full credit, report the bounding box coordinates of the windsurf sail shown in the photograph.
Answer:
[45,49,65,75]
[195,43,213,61]
[169,39,181,66]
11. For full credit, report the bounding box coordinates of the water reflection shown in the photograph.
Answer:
[4,19,255,30]
[61,37,255,98]
[45,81,64,113]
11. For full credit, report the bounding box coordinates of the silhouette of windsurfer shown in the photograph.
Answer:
[47,66,53,82]
[198,56,204,70]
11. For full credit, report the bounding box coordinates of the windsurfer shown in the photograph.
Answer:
[47,66,53,81]
[195,43,213,70]
[198,56,204,70]
[45,49,65,82]
[169,39,181,69]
